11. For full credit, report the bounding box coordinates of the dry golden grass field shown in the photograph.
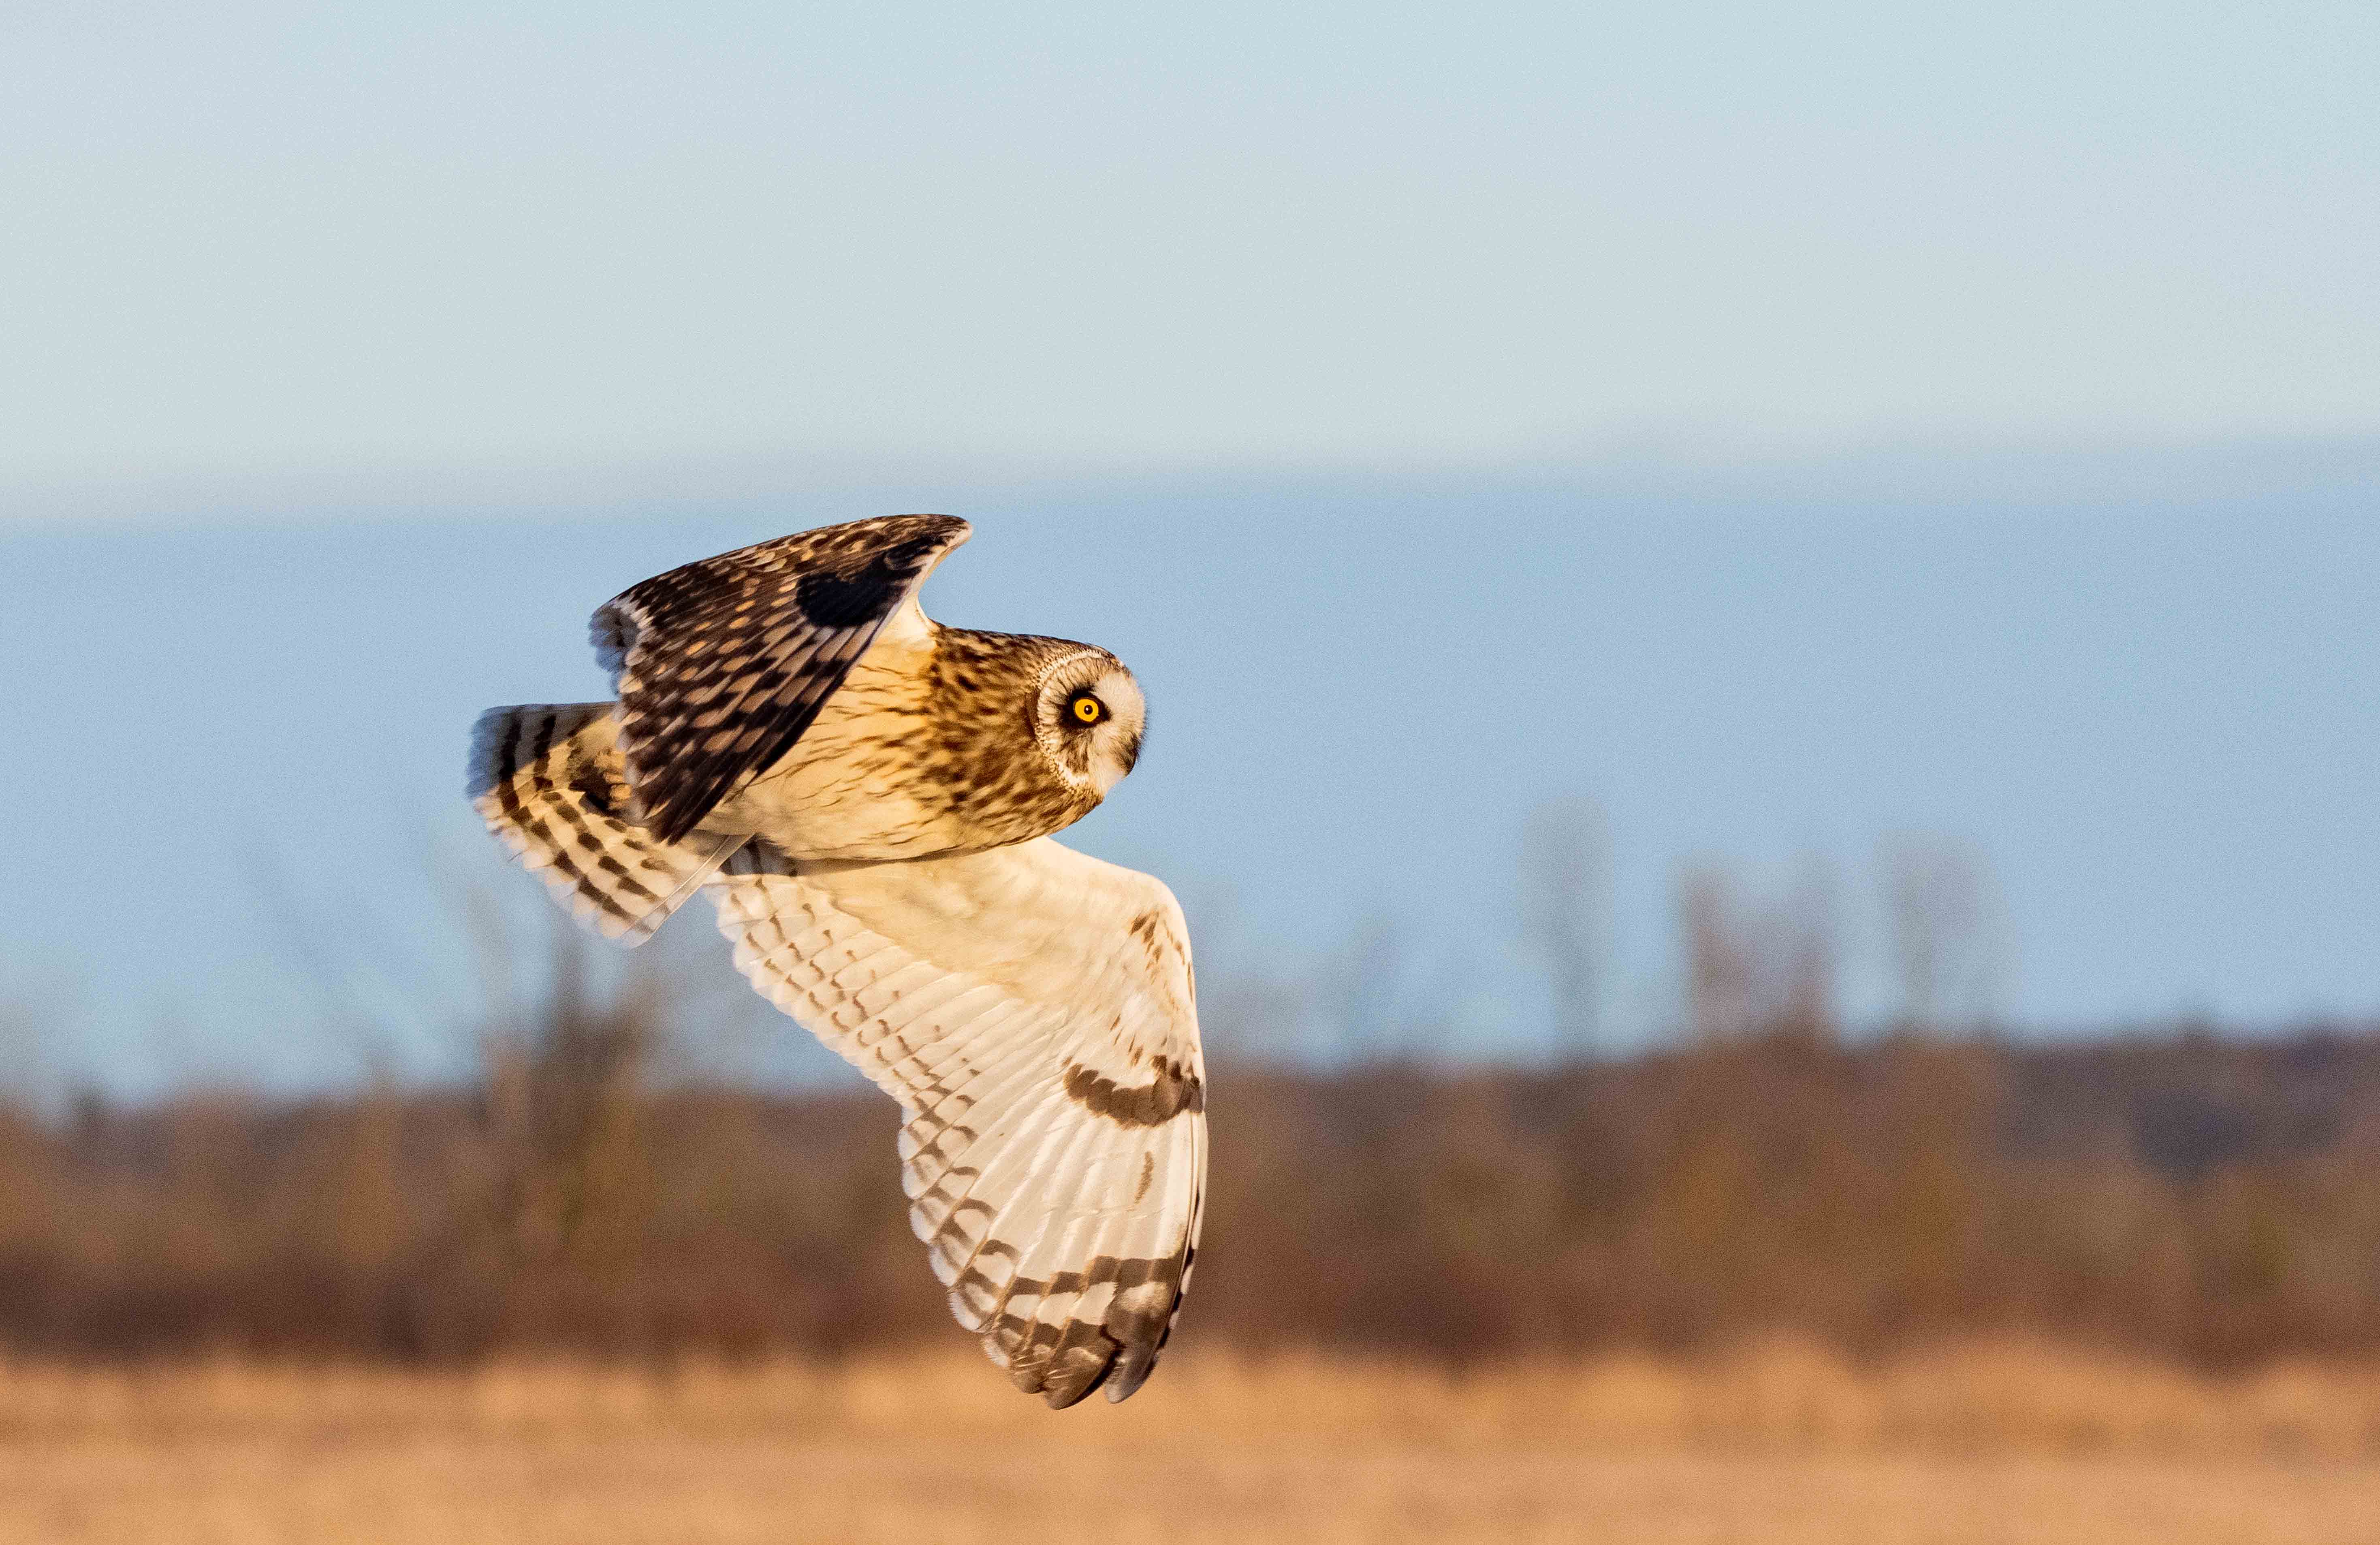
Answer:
[3,1342,2377,1545]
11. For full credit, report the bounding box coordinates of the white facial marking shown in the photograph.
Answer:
[1032,651,1147,797]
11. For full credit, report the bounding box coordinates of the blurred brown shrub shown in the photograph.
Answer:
[3,1006,2377,1367]
[1209,1029,2380,1365]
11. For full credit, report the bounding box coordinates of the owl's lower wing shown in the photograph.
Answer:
[591,515,970,842]
[708,837,1206,1409]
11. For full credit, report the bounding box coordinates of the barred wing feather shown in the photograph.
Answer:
[708,837,1206,1408]
[592,514,969,842]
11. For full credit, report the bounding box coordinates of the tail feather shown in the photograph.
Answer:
[467,703,738,944]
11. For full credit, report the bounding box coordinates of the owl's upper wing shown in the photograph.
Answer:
[590,515,970,842]
[708,836,1206,1409]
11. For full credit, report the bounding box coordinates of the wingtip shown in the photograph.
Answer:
[465,704,529,801]
[1104,1349,1159,1403]
[896,512,971,541]
[1030,1347,1117,1410]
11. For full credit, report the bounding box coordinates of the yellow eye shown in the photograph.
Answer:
[1069,693,1105,725]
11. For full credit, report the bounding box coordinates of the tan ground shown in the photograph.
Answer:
[3,1344,2376,1544]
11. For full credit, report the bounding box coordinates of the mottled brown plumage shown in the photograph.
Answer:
[913,628,1112,841]
[593,515,972,842]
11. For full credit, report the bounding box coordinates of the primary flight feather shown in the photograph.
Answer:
[466,515,1205,1408]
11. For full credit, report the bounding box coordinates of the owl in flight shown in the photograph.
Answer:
[466,515,1204,1407]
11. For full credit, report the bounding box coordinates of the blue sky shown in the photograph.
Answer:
[5,486,2377,1094]
[5,4,2376,497]
[1,7,2375,1091]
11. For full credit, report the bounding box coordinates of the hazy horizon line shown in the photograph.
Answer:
[7,428,2378,531]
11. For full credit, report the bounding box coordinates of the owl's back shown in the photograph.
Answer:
[714,622,1104,860]
[703,622,965,859]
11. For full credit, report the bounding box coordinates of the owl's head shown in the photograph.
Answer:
[1029,648,1146,799]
